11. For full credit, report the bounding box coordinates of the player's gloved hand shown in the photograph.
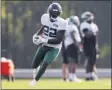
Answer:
[33,34,42,45]
[95,44,100,59]
[38,36,48,44]
[96,54,100,59]
[33,34,48,45]
[79,44,83,53]
[96,50,100,59]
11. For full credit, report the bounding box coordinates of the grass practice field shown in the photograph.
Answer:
[2,78,111,89]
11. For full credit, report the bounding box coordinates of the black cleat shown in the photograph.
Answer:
[69,79,72,82]
[63,78,67,82]
[85,76,98,81]
[85,77,92,81]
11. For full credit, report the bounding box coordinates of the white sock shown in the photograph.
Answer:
[72,73,81,82]
[91,72,94,75]
[69,73,72,80]
[33,79,36,82]
[33,67,39,79]
[33,69,36,73]
[72,73,77,79]
[37,66,40,71]
[33,69,36,78]
[86,73,91,78]
[91,72,98,77]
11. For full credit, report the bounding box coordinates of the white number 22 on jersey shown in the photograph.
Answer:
[44,25,57,37]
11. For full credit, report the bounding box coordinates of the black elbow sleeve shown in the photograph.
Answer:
[48,30,65,44]
[48,38,62,44]
[56,39,62,44]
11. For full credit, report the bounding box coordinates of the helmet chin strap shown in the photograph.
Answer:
[50,16,58,22]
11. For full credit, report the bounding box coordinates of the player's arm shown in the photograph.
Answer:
[35,25,44,35]
[33,14,46,45]
[32,25,44,45]
[48,30,66,44]
[79,25,85,43]
[95,24,100,54]
[33,25,43,40]
[96,32,100,54]
[70,31,81,49]
[35,14,46,36]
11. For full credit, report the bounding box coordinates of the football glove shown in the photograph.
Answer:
[79,44,83,52]
[33,34,41,45]
[96,44,100,59]
[33,34,48,45]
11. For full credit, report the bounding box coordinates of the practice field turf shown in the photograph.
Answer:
[1,78,111,89]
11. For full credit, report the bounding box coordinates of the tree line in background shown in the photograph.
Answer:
[1,1,111,68]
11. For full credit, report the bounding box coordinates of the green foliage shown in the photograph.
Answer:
[1,1,6,19]
[12,1,20,5]
[25,9,32,19]
[100,44,111,59]
[15,18,24,44]
[70,9,75,16]
[59,1,69,19]
[8,13,13,33]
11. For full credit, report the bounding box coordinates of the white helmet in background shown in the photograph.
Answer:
[81,11,94,22]
[69,16,80,26]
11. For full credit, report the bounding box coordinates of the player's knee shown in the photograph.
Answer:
[63,59,69,64]
[69,60,78,64]
[86,59,91,65]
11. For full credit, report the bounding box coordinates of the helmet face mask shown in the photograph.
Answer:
[49,9,60,18]
[48,3,62,21]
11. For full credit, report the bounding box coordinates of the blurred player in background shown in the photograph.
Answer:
[80,11,100,81]
[29,2,67,86]
[62,16,82,82]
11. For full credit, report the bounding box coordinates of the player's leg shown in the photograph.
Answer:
[31,45,47,78]
[29,46,56,86]
[67,44,81,82]
[86,49,97,80]
[86,53,93,73]
[85,48,97,80]
[34,47,59,82]
[84,47,93,80]
[89,48,98,80]
[62,42,69,81]
[93,64,97,73]
[93,46,100,73]
[85,36,98,80]
[62,62,69,81]
[83,37,93,80]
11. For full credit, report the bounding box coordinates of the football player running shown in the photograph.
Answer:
[29,2,67,86]
[80,11,100,81]
[62,16,82,82]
